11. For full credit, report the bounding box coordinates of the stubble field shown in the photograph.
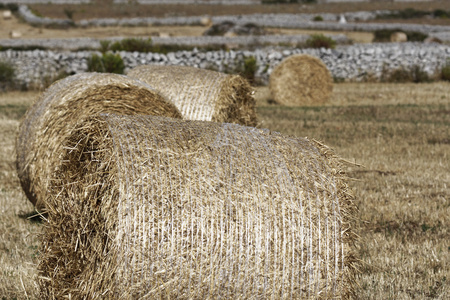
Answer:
[1,1,449,297]
[0,82,448,299]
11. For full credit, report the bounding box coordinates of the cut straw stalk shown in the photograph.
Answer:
[39,114,358,299]
[269,54,333,106]
[16,72,182,209]
[127,65,258,126]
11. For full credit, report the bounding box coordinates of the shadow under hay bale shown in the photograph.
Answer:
[269,54,333,106]
[127,65,258,127]
[16,72,182,210]
[39,114,358,299]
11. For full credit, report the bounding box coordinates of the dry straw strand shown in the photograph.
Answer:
[39,114,358,299]
[127,65,258,126]
[269,54,333,106]
[16,72,182,210]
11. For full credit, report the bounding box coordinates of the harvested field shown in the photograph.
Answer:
[0,82,449,299]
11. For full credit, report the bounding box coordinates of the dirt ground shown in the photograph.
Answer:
[3,1,448,43]
[0,12,375,43]
[28,1,450,21]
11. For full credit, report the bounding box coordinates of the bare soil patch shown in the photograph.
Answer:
[0,12,375,43]
[29,1,450,23]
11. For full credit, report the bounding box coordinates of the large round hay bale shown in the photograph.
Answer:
[16,72,182,210]
[39,114,358,299]
[127,65,257,126]
[269,54,333,106]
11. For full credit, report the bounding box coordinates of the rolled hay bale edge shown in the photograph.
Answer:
[127,65,258,127]
[269,54,333,106]
[16,72,182,210]
[39,114,358,299]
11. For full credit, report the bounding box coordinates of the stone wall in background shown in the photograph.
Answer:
[1,42,448,89]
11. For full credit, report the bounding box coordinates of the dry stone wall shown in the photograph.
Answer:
[1,42,448,89]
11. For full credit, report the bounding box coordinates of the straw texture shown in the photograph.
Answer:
[127,65,257,126]
[16,72,182,209]
[39,114,357,299]
[269,54,333,106]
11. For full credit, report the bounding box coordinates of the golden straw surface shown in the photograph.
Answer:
[40,114,358,299]
[128,65,257,126]
[16,72,182,209]
[269,54,333,106]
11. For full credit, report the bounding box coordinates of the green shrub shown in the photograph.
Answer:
[99,40,111,54]
[241,56,258,84]
[63,8,75,20]
[0,61,15,83]
[410,65,431,83]
[382,65,431,83]
[373,29,396,42]
[373,29,428,42]
[0,3,18,12]
[441,64,450,81]
[313,15,323,22]
[396,8,428,19]
[87,53,125,74]
[433,9,450,19]
[406,31,428,42]
[376,8,429,20]
[109,38,154,53]
[306,34,336,49]
[0,61,15,91]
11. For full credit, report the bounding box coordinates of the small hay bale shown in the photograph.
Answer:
[127,65,258,126]
[39,114,358,299]
[16,72,182,209]
[269,54,333,106]
[390,31,408,43]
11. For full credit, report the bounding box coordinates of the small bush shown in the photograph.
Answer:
[99,40,111,54]
[373,29,428,42]
[373,29,396,42]
[406,31,428,42]
[313,15,323,22]
[376,8,429,20]
[242,56,258,84]
[87,53,125,74]
[63,8,75,20]
[0,3,18,12]
[441,64,450,81]
[410,65,431,83]
[433,9,450,19]
[0,61,15,82]
[109,38,154,53]
[0,61,15,91]
[382,65,431,83]
[306,34,336,49]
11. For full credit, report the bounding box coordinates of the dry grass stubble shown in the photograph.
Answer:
[0,118,40,299]
[258,82,449,299]
[0,82,448,299]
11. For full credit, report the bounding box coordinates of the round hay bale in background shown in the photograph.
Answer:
[127,65,258,126]
[269,54,333,106]
[390,31,408,43]
[39,114,358,299]
[16,72,182,210]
